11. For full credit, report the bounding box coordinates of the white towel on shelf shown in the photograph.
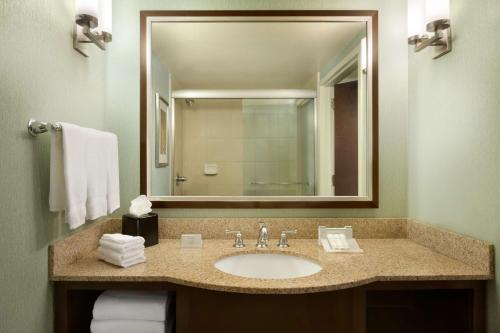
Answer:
[98,246,145,262]
[49,123,120,229]
[90,319,166,333]
[93,290,171,321]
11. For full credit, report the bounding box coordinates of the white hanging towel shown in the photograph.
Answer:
[49,123,120,229]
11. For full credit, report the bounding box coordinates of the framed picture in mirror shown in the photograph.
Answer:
[155,92,169,167]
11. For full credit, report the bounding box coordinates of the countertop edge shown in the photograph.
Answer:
[49,273,493,294]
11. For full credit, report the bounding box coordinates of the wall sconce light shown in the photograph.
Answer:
[407,0,452,59]
[74,0,112,57]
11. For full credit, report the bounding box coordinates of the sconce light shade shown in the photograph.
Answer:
[74,0,112,57]
[425,0,450,24]
[75,0,99,19]
[407,0,425,38]
[99,0,112,35]
[407,0,452,59]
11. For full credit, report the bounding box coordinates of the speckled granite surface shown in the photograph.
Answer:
[51,238,491,294]
[49,217,494,293]
[157,218,408,240]
[407,219,494,275]
[49,218,120,279]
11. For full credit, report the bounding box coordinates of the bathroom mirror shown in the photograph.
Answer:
[140,11,378,208]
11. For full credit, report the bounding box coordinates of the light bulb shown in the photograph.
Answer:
[408,0,426,37]
[425,0,450,23]
[99,0,112,35]
[75,0,98,19]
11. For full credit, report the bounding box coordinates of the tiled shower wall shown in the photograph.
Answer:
[242,99,313,196]
[178,99,315,196]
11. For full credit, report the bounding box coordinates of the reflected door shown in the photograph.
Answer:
[334,81,358,196]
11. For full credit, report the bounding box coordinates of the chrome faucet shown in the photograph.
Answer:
[256,222,269,248]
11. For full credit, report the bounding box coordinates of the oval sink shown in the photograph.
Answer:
[214,253,322,279]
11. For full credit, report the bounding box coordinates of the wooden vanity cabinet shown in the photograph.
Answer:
[54,280,485,333]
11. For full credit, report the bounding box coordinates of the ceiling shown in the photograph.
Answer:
[152,22,365,90]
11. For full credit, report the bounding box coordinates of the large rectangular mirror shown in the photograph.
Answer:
[140,11,378,208]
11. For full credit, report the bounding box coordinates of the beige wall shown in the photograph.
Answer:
[180,99,244,196]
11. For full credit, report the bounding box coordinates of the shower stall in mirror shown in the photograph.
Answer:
[168,96,316,197]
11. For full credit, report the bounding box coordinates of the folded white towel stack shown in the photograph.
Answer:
[91,290,174,333]
[98,234,146,268]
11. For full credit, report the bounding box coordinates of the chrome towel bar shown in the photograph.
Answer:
[27,118,62,137]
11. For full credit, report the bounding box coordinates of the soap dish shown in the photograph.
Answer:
[318,226,364,253]
[181,234,203,248]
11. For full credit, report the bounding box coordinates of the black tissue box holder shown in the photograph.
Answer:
[122,212,158,247]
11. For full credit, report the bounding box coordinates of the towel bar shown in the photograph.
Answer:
[27,118,62,137]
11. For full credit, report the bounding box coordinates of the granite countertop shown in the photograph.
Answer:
[51,238,492,294]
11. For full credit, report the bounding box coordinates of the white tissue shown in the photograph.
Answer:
[128,195,152,217]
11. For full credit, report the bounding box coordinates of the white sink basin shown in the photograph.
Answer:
[214,253,322,279]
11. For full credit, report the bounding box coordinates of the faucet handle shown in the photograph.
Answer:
[277,230,297,248]
[225,230,245,248]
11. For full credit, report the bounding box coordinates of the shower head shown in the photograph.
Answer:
[185,99,195,107]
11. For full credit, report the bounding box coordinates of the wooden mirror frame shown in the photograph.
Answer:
[140,10,378,208]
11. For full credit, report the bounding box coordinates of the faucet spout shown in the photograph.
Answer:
[256,222,269,248]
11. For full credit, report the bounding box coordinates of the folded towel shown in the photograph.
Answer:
[93,290,171,321]
[99,252,145,268]
[101,234,145,245]
[90,319,165,333]
[98,246,145,262]
[99,239,145,254]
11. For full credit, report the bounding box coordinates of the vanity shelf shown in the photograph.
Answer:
[55,282,176,333]
[54,280,484,333]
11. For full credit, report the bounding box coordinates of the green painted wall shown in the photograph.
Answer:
[0,1,107,332]
[106,0,409,218]
[407,0,500,331]
[0,1,407,332]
